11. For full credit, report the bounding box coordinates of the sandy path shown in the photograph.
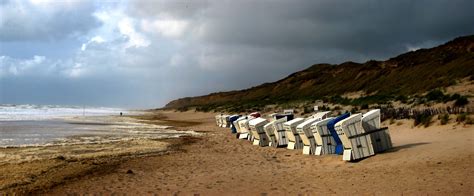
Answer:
[42,111,473,195]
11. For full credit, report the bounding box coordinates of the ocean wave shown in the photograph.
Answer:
[0,104,138,121]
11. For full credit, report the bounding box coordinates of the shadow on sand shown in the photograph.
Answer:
[385,142,431,153]
[348,142,431,163]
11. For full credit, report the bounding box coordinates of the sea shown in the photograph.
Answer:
[0,104,195,147]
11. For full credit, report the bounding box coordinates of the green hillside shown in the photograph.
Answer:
[165,35,474,112]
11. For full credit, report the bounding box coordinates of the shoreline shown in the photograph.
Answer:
[0,113,203,194]
[0,136,201,194]
[1,110,473,195]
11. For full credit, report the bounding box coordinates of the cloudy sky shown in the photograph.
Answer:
[1,0,473,108]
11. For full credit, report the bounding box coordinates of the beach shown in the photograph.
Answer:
[1,110,473,195]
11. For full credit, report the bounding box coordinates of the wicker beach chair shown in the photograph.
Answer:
[327,113,351,155]
[237,117,253,140]
[283,118,305,150]
[335,113,375,161]
[264,117,289,147]
[297,111,331,155]
[312,117,336,155]
[215,114,222,127]
[249,117,270,147]
[229,115,241,134]
[362,109,393,153]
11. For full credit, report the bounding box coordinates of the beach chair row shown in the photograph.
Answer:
[215,109,392,161]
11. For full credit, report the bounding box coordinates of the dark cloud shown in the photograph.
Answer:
[195,0,474,57]
[157,0,474,102]
[0,1,100,42]
[1,0,474,108]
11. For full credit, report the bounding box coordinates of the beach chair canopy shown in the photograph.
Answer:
[264,122,276,135]
[272,117,288,130]
[229,115,241,133]
[284,118,305,129]
[249,117,269,128]
[249,112,261,118]
[361,109,381,132]
[275,114,294,121]
[335,113,365,138]
[312,117,334,136]
[327,113,351,154]
[296,117,321,134]
[311,111,330,121]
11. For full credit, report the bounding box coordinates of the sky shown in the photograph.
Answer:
[1,0,473,109]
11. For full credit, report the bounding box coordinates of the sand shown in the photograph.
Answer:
[1,110,473,195]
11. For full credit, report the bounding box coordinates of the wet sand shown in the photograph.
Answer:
[1,111,473,195]
[0,114,198,194]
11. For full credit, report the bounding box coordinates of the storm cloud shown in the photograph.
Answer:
[1,0,474,108]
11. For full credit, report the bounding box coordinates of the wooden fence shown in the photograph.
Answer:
[378,106,474,121]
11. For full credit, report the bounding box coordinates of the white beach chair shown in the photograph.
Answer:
[361,109,381,131]
[310,111,330,120]
[268,113,278,118]
[296,118,320,154]
[273,117,290,147]
[215,114,222,127]
[249,117,270,147]
[283,118,305,150]
[264,122,277,147]
[221,115,231,128]
[233,116,247,137]
[342,134,374,161]
[219,115,225,127]
[362,109,392,153]
[237,118,253,140]
[311,117,336,155]
[296,111,330,155]
[264,117,288,147]
[368,127,393,153]
[335,113,375,161]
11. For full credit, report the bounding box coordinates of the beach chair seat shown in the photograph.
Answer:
[362,109,393,153]
[272,117,289,147]
[229,115,241,134]
[342,134,374,161]
[233,116,247,138]
[327,113,351,155]
[264,118,288,147]
[297,111,330,155]
[283,118,305,149]
[264,122,277,147]
[311,117,336,155]
[220,114,227,127]
[335,113,375,161]
[249,118,270,147]
[215,114,222,127]
[237,118,253,140]
[368,127,393,153]
[221,115,231,128]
